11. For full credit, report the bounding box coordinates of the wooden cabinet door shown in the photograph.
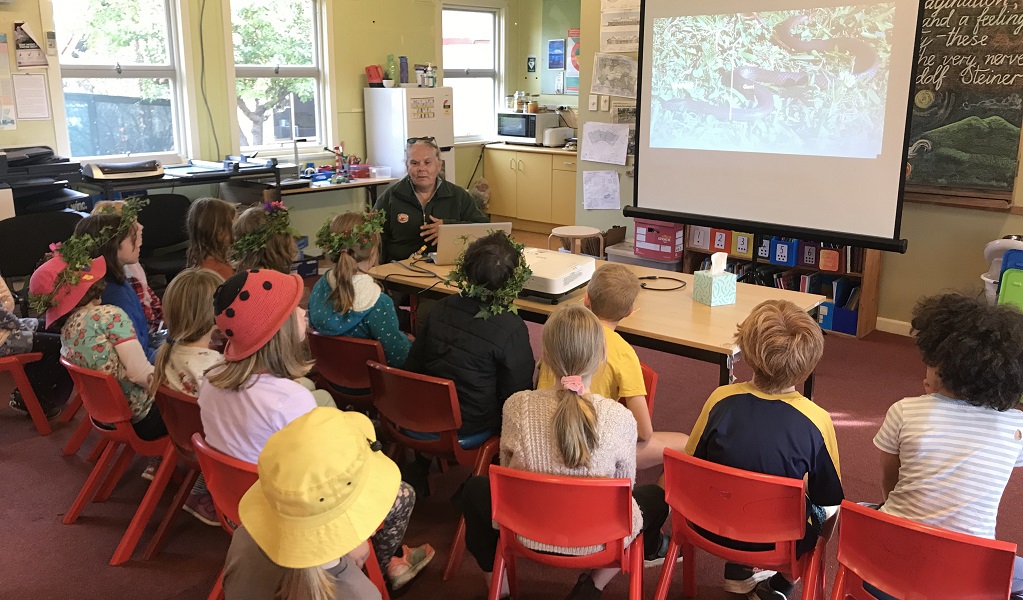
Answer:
[551,169,576,225]
[514,152,552,223]
[484,149,518,217]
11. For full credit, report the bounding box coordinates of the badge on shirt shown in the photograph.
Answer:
[397,213,409,224]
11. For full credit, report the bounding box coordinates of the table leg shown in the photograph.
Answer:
[368,185,380,209]
[719,355,734,387]
[803,371,815,399]
[572,239,581,254]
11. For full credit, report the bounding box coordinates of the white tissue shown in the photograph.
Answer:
[710,252,727,275]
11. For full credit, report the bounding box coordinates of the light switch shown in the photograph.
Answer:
[600,96,610,111]
[588,95,598,111]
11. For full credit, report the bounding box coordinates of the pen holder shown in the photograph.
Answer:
[693,269,736,307]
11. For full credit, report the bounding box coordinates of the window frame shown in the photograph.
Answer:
[224,0,328,157]
[442,4,503,143]
[51,0,193,165]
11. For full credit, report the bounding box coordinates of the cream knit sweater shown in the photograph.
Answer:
[500,388,642,555]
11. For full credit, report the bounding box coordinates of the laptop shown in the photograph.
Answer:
[429,222,514,265]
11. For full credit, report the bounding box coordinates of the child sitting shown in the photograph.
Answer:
[232,201,297,274]
[308,210,411,367]
[461,304,668,600]
[149,267,225,526]
[200,269,432,589]
[537,263,688,470]
[29,252,164,440]
[872,294,1023,599]
[405,231,535,438]
[224,408,400,600]
[186,197,236,279]
[686,299,841,600]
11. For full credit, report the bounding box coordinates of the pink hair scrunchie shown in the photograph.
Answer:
[561,376,585,394]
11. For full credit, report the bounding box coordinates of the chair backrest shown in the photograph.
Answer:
[308,331,386,390]
[136,193,191,255]
[0,210,83,277]
[60,357,136,432]
[662,448,806,568]
[192,432,258,531]
[640,362,657,417]
[367,360,463,454]
[489,465,633,562]
[831,500,1017,600]
[153,385,204,468]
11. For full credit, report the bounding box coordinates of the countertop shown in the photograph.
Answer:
[486,142,577,157]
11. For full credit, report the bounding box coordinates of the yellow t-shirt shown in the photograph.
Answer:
[537,325,647,399]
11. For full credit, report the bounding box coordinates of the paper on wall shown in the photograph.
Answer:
[580,122,630,166]
[601,0,639,11]
[13,73,50,120]
[611,101,637,156]
[14,22,47,69]
[600,10,640,53]
[582,171,621,210]
[0,34,15,130]
[590,53,638,99]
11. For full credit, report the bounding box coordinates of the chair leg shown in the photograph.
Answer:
[506,554,519,600]
[207,568,225,600]
[488,549,507,600]
[93,445,136,502]
[109,444,177,566]
[653,539,683,600]
[628,534,644,600]
[681,540,697,598]
[142,468,200,561]
[58,388,81,423]
[10,364,52,436]
[61,416,93,456]
[365,544,391,600]
[442,515,467,580]
[64,441,120,525]
[87,438,110,463]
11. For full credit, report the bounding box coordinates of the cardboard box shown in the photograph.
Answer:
[797,240,820,268]
[634,219,685,261]
[731,231,754,259]
[709,228,732,252]
[769,238,798,266]
[693,269,736,307]
[688,225,711,251]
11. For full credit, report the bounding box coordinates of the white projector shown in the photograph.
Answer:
[521,248,595,297]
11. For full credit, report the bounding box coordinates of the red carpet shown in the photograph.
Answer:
[2,328,1021,600]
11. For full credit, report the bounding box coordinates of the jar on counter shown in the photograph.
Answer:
[505,95,516,110]
[515,91,527,112]
[527,100,539,113]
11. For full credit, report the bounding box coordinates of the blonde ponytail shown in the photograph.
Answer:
[149,268,224,396]
[276,566,335,600]
[322,212,381,313]
[328,251,361,313]
[541,304,607,469]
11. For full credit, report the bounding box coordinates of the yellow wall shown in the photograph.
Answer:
[0,0,62,149]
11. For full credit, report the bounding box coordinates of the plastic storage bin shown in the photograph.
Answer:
[634,219,685,261]
[606,241,683,272]
[369,166,392,178]
[349,164,372,178]
[769,238,798,266]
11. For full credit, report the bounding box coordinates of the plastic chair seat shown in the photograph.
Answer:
[400,427,496,450]
[308,332,386,409]
[0,352,51,435]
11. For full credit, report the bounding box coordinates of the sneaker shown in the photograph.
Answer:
[643,533,680,568]
[748,579,789,600]
[141,457,162,481]
[9,390,61,419]
[182,491,221,526]
[386,543,435,590]
[564,573,603,600]
[723,563,776,594]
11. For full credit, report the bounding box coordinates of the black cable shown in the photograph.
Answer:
[465,141,497,189]
[638,275,686,291]
[198,0,221,159]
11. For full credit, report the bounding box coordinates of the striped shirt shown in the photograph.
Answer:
[874,394,1023,539]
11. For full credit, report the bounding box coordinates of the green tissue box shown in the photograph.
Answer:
[693,269,736,306]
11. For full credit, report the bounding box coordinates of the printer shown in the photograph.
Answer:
[0,146,89,214]
[521,248,595,298]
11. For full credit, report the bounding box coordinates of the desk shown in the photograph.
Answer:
[281,177,398,207]
[369,259,826,397]
[77,164,282,198]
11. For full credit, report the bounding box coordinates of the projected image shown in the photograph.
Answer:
[649,5,894,158]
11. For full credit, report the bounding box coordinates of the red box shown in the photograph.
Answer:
[634,219,685,261]
[349,164,372,179]
[710,228,732,252]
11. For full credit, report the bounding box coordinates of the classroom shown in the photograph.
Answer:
[3,0,1023,598]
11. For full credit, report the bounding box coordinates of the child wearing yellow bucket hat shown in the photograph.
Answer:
[224,407,399,599]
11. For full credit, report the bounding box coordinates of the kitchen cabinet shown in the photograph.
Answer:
[483,144,577,232]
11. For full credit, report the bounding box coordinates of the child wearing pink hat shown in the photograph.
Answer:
[199,269,434,590]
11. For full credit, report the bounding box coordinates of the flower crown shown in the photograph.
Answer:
[315,210,386,259]
[29,196,149,315]
[233,201,296,257]
[446,231,532,319]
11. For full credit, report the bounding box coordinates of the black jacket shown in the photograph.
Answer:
[404,294,535,436]
[373,176,488,263]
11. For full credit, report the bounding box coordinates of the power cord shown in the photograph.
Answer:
[638,275,686,291]
[198,0,221,159]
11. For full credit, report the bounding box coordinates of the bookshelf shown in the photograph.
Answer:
[681,226,882,338]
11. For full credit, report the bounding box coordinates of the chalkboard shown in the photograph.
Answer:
[906,0,1023,198]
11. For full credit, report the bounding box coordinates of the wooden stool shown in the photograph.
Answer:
[548,226,604,257]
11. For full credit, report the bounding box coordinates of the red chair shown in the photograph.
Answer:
[830,500,1017,600]
[192,433,390,600]
[640,362,657,417]
[142,385,207,560]
[367,360,501,580]
[487,465,645,600]
[307,331,386,409]
[59,358,177,566]
[0,353,52,435]
[654,449,835,600]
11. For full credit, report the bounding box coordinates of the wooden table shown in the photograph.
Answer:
[369,259,826,396]
[280,176,398,207]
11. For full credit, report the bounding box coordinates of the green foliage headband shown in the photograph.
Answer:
[446,231,532,320]
[233,201,297,257]
[315,209,386,259]
[29,196,149,315]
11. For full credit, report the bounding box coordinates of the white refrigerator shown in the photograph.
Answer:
[364,87,456,185]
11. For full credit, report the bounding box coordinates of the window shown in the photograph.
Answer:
[229,0,321,150]
[53,0,183,159]
[442,8,499,140]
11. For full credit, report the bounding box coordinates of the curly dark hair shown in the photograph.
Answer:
[463,232,517,291]
[911,293,1023,411]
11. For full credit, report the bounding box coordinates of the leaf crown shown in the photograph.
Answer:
[446,231,532,319]
[315,209,386,259]
[232,201,296,257]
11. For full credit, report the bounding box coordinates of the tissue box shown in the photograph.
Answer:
[693,269,737,306]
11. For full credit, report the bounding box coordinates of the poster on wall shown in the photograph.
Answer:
[548,39,565,70]
[600,10,640,53]
[0,34,15,130]
[566,28,580,95]
[13,22,47,69]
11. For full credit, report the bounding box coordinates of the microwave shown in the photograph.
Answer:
[496,112,562,145]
